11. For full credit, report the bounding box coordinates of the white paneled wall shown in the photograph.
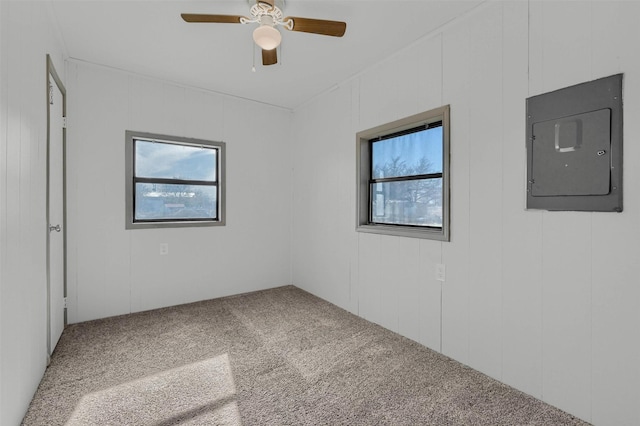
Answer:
[500,1,542,401]
[291,2,640,425]
[65,61,293,323]
[440,15,472,368]
[0,2,66,425]
[466,5,504,381]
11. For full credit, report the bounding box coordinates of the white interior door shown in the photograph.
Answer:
[48,66,65,355]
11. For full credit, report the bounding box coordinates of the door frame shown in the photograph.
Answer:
[46,54,67,360]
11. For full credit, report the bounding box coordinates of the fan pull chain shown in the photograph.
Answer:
[252,41,256,72]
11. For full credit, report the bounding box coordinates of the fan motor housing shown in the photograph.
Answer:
[249,0,285,9]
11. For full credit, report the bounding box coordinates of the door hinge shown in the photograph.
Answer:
[63,297,68,309]
[63,116,67,129]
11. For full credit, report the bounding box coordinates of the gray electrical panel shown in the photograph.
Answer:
[526,74,623,212]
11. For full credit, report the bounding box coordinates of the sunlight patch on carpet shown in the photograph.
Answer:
[66,354,240,425]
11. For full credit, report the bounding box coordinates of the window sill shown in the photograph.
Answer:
[356,223,448,241]
[126,220,225,230]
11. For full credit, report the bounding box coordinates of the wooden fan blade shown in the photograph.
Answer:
[285,17,346,37]
[181,14,244,24]
[258,0,275,7]
[262,49,278,66]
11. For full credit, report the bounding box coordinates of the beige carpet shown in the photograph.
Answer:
[66,356,240,425]
[22,286,590,425]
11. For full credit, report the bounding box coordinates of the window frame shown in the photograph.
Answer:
[356,106,450,241]
[125,130,226,230]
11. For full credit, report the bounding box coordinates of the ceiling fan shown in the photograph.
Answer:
[181,0,347,66]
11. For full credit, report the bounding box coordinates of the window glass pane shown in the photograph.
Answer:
[372,126,443,179]
[135,140,217,181]
[135,183,217,220]
[370,178,442,227]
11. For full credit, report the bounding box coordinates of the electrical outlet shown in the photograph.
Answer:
[160,243,169,255]
[435,263,446,282]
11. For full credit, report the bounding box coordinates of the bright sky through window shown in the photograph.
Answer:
[126,131,226,229]
[372,126,443,179]
[357,105,449,240]
[135,141,217,181]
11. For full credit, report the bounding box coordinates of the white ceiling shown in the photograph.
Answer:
[50,0,485,110]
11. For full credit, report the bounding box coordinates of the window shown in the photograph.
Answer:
[125,131,225,229]
[356,106,450,240]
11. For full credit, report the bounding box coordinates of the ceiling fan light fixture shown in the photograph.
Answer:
[182,3,347,67]
[253,24,281,50]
